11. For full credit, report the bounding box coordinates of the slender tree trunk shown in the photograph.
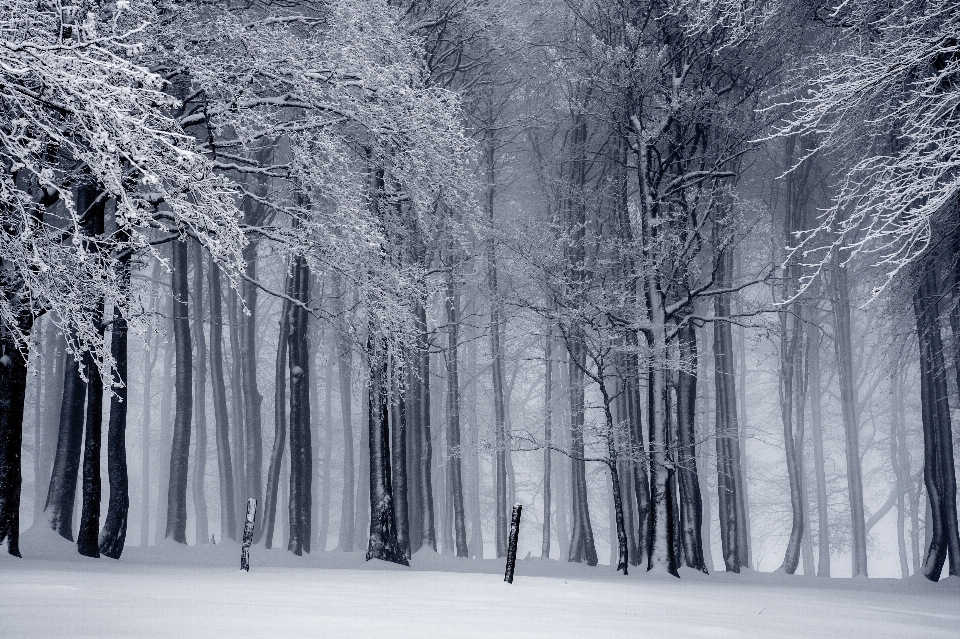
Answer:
[207,259,235,541]
[542,326,553,559]
[263,283,290,550]
[30,318,43,523]
[37,324,64,523]
[416,303,436,551]
[155,317,173,543]
[100,241,131,558]
[227,285,246,532]
[332,273,355,552]
[165,239,193,544]
[319,345,333,551]
[191,240,208,545]
[444,276,468,558]
[806,309,830,576]
[891,364,910,578]
[140,329,156,547]
[829,260,868,577]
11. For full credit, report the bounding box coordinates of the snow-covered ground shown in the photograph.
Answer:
[2,529,957,638]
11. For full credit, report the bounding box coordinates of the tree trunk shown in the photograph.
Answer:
[99,241,131,558]
[415,302,436,551]
[287,256,312,555]
[0,307,32,556]
[914,263,960,580]
[240,243,263,540]
[263,283,290,550]
[207,259,236,541]
[37,324,65,524]
[444,276,468,558]
[365,335,407,565]
[140,327,157,547]
[391,356,410,558]
[190,241,208,545]
[567,338,597,566]
[331,273,355,552]
[227,284,246,532]
[677,323,706,572]
[165,239,193,544]
[318,340,334,551]
[806,308,830,576]
[542,326,553,559]
[155,317,173,542]
[829,260,868,577]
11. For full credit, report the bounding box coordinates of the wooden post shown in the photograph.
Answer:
[504,503,522,584]
[241,498,257,572]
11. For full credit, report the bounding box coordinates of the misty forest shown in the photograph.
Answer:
[1,0,959,636]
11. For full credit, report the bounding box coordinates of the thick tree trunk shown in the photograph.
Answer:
[190,241,208,545]
[37,324,65,522]
[287,256,312,555]
[45,341,86,541]
[99,244,131,558]
[207,259,236,541]
[567,338,597,566]
[0,311,32,556]
[140,328,157,547]
[391,358,410,558]
[914,264,960,580]
[77,314,104,558]
[829,261,868,577]
[366,335,407,565]
[165,239,193,544]
[677,324,706,572]
[240,243,263,540]
[155,319,173,542]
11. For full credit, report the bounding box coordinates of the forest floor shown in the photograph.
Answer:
[2,527,957,638]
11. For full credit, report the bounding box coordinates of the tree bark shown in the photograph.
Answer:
[829,260,868,577]
[99,238,131,558]
[207,258,236,541]
[913,263,960,580]
[444,276,468,558]
[391,355,410,558]
[677,323,706,572]
[190,240,208,545]
[567,338,598,566]
[806,308,830,576]
[263,279,290,550]
[365,335,408,565]
[0,307,32,556]
[287,256,312,555]
[331,273,355,552]
[542,326,553,559]
[165,239,193,544]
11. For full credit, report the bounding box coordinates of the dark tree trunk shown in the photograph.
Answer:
[165,239,193,544]
[287,256,312,555]
[391,358,410,558]
[0,310,32,556]
[208,259,236,541]
[37,324,65,522]
[567,338,597,566]
[191,240,208,545]
[414,301,436,551]
[99,242,131,559]
[240,243,263,540]
[405,344,423,554]
[263,281,291,550]
[677,324,706,572]
[365,335,408,565]
[45,341,86,540]
[227,284,246,531]
[914,263,960,580]
[319,345,333,551]
[140,325,157,547]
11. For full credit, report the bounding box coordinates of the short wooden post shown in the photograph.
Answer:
[241,498,258,572]
[504,503,522,584]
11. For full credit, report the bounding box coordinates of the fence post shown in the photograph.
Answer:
[241,498,258,572]
[504,503,522,583]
